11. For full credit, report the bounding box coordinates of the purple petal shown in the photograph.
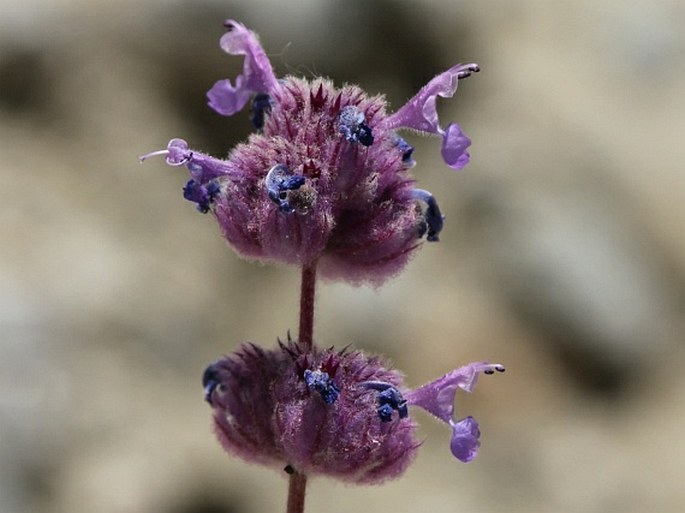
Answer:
[441,122,471,170]
[207,20,279,116]
[207,76,254,117]
[405,362,503,423]
[384,63,477,133]
[449,416,481,462]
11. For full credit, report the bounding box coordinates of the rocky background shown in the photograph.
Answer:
[1,1,684,512]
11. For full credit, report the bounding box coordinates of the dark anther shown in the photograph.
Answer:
[361,381,408,422]
[284,464,295,475]
[250,93,272,129]
[183,179,221,214]
[338,105,374,147]
[202,363,222,406]
[395,137,415,166]
[264,164,306,213]
[377,403,395,423]
[304,369,340,405]
[411,189,444,242]
[484,364,506,375]
[456,64,480,80]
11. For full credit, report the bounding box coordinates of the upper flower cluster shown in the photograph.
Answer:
[141,20,478,286]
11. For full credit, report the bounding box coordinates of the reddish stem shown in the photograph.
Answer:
[298,261,317,351]
[285,262,317,513]
[286,471,307,513]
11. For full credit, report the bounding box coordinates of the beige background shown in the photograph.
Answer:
[1,1,684,512]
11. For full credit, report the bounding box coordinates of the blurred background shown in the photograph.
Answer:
[1,0,684,512]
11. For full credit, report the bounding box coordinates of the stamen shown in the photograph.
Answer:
[411,189,444,242]
[304,369,340,405]
[265,164,306,213]
[138,149,169,163]
[338,106,374,146]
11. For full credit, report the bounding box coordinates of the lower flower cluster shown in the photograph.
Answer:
[203,339,504,483]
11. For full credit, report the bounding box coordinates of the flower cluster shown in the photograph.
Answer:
[141,20,478,287]
[203,339,504,483]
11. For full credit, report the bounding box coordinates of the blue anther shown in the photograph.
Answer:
[411,188,444,242]
[361,381,408,422]
[183,179,221,214]
[304,369,340,405]
[377,403,395,423]
[250,93,272,129]
[202,363,222,405]
[395,137,415,166]
[264,164,306,213]
[378,387,408,419]
[338,106,374,147]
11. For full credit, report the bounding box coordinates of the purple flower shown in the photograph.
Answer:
[203,341,504,482]
[383,62,479,170]
[405,361,505,462]
[141,21,478,286]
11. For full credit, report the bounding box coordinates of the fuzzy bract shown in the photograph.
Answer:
[204,341,419,484]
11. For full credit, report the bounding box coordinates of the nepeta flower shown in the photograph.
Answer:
[202,339,504,483]
[141,21,478,286]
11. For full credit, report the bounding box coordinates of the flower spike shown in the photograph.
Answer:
[384,63,478,170]
[405,361,504,462]
[207,20,281,116]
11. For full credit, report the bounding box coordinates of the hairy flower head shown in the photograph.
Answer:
[141,21,478,286]
[202,339,504,483]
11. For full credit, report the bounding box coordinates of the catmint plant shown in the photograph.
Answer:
[141,20,503,513]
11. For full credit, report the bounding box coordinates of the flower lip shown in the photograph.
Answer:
[449,416,481,462]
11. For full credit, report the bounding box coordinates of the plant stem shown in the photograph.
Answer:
[298,261,317,351]
[286,471,307,513]
[286,262,317,513]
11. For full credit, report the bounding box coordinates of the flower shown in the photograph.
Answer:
[202,339,504,483]
[141,21,478,286]
[405,361,505,462]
